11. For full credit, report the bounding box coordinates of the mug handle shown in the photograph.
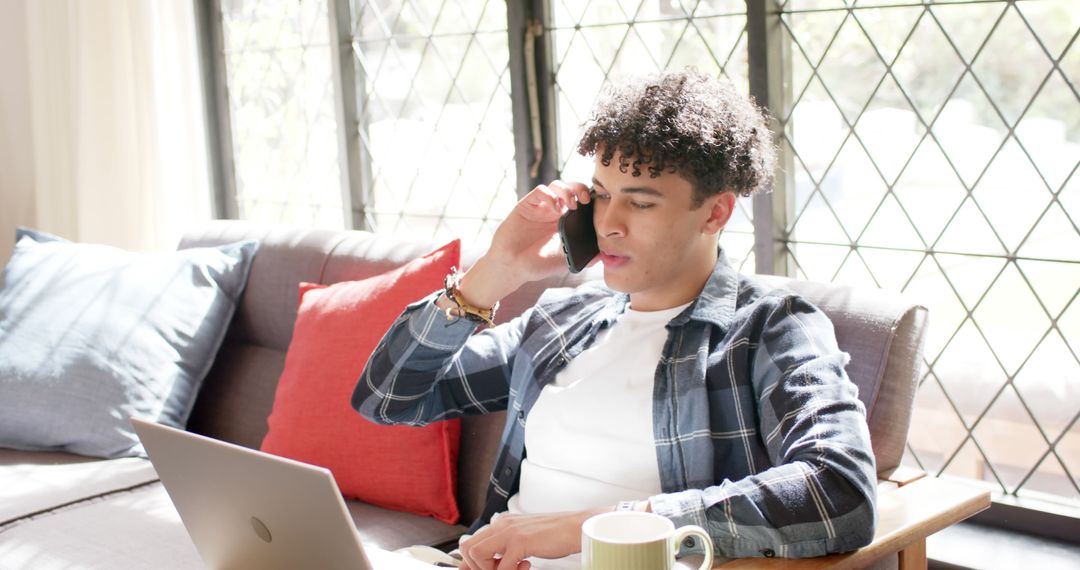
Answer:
[671,525,714,570]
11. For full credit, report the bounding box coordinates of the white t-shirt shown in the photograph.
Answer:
[503,301,691,568]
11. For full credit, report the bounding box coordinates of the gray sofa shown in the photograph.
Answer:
[0,221,927,568]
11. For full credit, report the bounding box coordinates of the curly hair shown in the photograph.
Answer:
[576,70,777,206]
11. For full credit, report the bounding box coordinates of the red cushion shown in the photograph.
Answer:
[261,241,462,524]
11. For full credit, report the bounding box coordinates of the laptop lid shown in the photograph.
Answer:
[133,418,375,570]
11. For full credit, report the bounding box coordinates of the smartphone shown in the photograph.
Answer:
[557,199,599,274]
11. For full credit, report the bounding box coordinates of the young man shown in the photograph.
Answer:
[354,71,877,568]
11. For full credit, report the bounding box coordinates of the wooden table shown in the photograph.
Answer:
[715,473,991,569]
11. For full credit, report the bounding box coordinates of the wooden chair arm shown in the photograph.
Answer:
[880,466,928,487]
[714,476,990,569]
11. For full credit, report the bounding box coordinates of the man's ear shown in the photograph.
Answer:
[701,191,737,234]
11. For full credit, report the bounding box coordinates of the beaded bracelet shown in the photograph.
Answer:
[442,268,499,328]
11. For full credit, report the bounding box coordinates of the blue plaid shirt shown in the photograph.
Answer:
[353,252,877,560]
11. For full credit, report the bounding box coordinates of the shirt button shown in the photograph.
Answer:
[503,467,513,477]
[762,548,775,558]
[517,410,525,420]
[682,537,695,549]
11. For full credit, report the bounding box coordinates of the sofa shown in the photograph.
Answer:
[0,220,958,569]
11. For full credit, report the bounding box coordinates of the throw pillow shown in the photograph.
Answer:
[260,240,462,524]
[0,228,257,458]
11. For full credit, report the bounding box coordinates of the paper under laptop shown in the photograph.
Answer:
[132,418,439,570]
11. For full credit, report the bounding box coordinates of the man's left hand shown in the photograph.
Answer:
[457,508,610,570]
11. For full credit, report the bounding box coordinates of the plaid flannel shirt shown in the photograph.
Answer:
[353,252,877,561]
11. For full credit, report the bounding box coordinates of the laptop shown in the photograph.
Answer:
[132,418,439,570]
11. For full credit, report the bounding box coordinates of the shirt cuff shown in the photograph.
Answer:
[649,489,718,558]
[648,489,710,531]
[405,290,482,350]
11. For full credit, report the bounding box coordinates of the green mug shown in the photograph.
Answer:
[581,511,714,570]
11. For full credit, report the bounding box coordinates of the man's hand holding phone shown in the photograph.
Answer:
[443,181,594,313]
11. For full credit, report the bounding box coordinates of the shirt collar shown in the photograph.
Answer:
[592,247,738,332]
[668,247,738,331]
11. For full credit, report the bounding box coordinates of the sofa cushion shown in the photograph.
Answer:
[0,450,158,527]
[0,483,202,569]
[260,240,463,524]
[0,481,465,569]
[0,228,257,458]
[184,341,287,450]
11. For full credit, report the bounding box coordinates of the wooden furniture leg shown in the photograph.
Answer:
[898,539,927,570]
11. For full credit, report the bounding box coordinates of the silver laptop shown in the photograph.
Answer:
[132,418,436,570]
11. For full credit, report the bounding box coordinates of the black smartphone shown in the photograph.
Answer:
[557,199,599,274]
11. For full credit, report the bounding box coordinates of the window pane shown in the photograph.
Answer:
[221,0,344,228]
[350,0,514,247]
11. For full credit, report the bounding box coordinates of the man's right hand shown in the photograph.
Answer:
[447,180,592,311]
[487,180,592,282]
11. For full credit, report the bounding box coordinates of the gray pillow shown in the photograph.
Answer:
[0,228,257,458]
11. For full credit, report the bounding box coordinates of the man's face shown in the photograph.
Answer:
[590,156,733,311]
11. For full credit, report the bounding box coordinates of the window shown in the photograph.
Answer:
[777,0,1079,505]
[218,0,345,228]
[349,0,516,244]
[204,0,1080,514]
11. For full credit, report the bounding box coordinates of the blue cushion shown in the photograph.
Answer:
[0,228,257,458]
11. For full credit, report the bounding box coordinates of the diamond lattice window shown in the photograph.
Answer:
[778,0,1080,506]
[549,0,757,271]
[220,0,345,228]
[348,0,516,246]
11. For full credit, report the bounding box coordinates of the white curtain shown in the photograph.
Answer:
[23,0,211,253]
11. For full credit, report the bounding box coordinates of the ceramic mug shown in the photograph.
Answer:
[581,511,714,570]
